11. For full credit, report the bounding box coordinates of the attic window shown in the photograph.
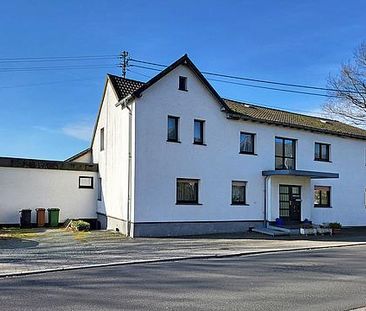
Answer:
[178,76,187,91]
[244,104,251,108]
[320,120,330,124]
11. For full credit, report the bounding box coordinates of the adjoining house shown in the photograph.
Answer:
[1,54,366,236]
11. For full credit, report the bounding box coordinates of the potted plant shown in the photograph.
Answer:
[328,222,342,235]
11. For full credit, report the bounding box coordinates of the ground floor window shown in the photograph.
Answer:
[314,186,331,207]
[79,176,94,189]
[176,178,199,204]
[232,181,247,205]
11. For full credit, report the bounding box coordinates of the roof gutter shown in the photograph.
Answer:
[116,94,134,108]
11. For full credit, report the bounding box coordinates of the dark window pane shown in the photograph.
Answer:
[284,140,294,157]
[240,133,254,153]
[178,76,187,91]
[232,181,246,204]
[194,120,204,144]
[284,158,295,169]
[275,157,283,169]
[321,144,329,160]
[315,143,321,159]
[275,138,283,156]
[168,116,178,141]
[177,179,198,203]
[314,186,331,207]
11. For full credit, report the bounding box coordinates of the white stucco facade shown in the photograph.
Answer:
[92,59,366,236]
[0,167,97,224]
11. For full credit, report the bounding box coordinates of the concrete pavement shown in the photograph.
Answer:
[1,228,366,277]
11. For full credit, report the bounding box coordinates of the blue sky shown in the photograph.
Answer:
[0,0,365,160]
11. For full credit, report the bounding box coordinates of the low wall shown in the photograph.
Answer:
[0,166,98,224]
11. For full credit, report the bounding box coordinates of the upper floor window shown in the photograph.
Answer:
[275,137,296,170]
[314,186,331,208]
[176,178,199,204]
[178,76,187,91]
[315,142,330,162]
[232,181,247,205]
[240,132,255,154]
[194,119,205,144]
[167,116,179,142]
[100,128,105,151]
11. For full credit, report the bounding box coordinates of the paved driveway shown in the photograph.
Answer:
[0,228,365,276]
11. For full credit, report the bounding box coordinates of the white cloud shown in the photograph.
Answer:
[62,121,93,141]
[33,120,93,142]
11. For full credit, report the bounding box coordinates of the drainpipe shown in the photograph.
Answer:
[263,176,270,228]
[126,104,132,237]
[116,95,133,238]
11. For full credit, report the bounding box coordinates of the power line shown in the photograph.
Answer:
[129,64,339,98]
[0,64,118,72]
[124,67,326,116]
[0,54,118,63]
[129,58,363,95]
[207,78,338,98]
[0,77,101,89]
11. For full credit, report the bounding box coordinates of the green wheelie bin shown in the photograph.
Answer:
[47,208,60,227]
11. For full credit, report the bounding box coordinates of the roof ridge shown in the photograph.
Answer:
[223,97,337,123]
[106,73,145,85]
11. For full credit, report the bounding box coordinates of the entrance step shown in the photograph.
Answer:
[252,227,289,237]
[267,225,300,235]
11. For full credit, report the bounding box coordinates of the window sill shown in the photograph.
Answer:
[176,202,202,206]
[231,203,249,206]
[178,89,188,92]
[167,140,181,143]
[239,152,257,156]
[314,205,332,208]
[314,159,332,163]
[193,142,207,146]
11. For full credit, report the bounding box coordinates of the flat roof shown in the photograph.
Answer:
[0,157,98,172]
[262,169,339,179]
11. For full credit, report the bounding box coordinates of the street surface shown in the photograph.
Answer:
[1,245,366,310]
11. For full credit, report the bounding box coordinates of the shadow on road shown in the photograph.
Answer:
[0,238,39,249]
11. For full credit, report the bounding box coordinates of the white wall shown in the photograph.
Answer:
[133,63,366,226]
[69,150,92,163]
[91,79,134,229]
[0,167,97,224]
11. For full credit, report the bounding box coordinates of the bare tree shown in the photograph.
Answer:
[324,43,366,127]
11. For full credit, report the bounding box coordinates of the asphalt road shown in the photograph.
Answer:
[1,245,366,311]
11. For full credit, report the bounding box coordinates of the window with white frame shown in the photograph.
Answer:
[176,178,199,204]
[314,186,331,208]
[232,181,247,205]
[79,176,94,189]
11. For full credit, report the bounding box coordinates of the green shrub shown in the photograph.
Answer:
[70,220,90,232]
[328,222,342,229]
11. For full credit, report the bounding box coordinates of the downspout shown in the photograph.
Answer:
[263,176,269,228]
[116,94,134,238]
[126,104,132,237]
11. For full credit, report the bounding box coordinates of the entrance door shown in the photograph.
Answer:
[279,185,301,222]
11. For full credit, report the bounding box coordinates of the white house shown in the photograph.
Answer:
[90,55,366,237]
[1,54,366,237]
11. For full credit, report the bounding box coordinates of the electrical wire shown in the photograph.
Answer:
[129,58,363,95]
[129,64,340,98]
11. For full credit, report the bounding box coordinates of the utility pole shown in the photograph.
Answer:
[120,51,129,78]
